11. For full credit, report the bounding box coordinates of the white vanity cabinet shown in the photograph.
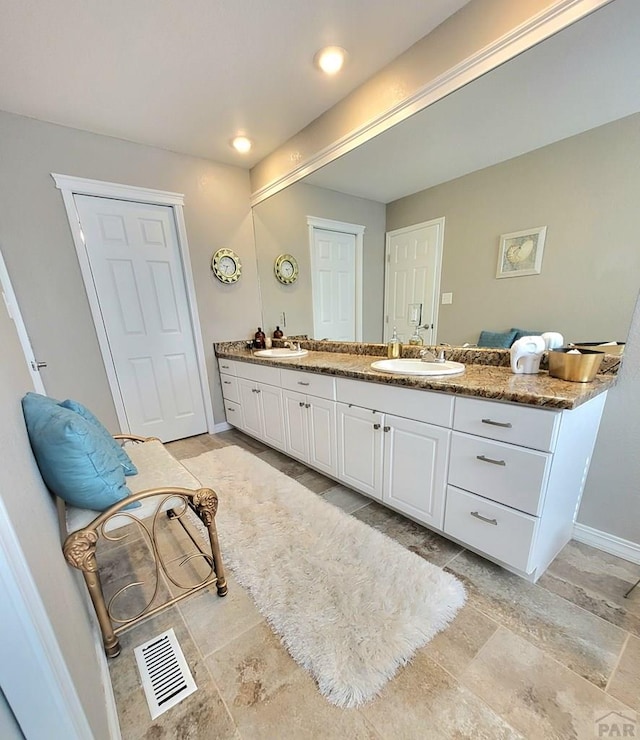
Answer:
[281,369,337,477]
[218,355,608,581]
[336,379,452,529]
[220,360,286,451]
[444,393,607,577]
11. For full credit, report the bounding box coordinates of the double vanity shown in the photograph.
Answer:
[216,342,616,581]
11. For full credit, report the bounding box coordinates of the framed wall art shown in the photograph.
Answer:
[496,226,547,278]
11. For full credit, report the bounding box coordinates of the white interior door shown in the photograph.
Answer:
[384,218,445,345]
[74,195,207,442]
[311,228,356,341]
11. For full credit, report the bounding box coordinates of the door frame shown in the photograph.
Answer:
[0,248,46,394]
[307,215,365,341]
[384,217,445,344]
[52,173,215,434]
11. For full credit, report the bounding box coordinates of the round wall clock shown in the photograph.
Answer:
[211,248,242,283]
[274,254,299,284]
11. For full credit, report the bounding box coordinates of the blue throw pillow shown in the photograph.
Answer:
[511,328,543,343]
[477,329,518,348]
[22,393,139,511]
[60,399,138,476]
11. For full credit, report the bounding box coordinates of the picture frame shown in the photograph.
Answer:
[496,226,547,278]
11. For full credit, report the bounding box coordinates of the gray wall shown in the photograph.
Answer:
[0,110,261,429]
[0,690,23,740]
[0,289,110,737]
[252,181,386,341]
[386,113,640,345]
[579,292,640,543]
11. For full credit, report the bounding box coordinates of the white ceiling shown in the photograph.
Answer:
[0,0,469,167]
[305,0,640,203]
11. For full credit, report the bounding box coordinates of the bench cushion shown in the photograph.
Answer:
[66,440,204,533]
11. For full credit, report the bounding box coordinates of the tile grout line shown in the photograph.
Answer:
[604,631,631,694]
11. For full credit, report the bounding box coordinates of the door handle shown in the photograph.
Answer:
[31,360,47,370]
[476,454,506,466]
[470,511,498,525]
[481,418,512,428]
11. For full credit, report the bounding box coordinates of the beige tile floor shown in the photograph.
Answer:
[105,430,640,739]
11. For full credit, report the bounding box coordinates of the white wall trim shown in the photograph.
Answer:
[307,216,365,342]
[52,173,185,206]
[213,421,232,434]
[573,522,640,565]
[0,497,94,739]
[251,0,612,205]
[51,174,216,434]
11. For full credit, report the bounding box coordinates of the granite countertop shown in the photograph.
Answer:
[215,342,617,410]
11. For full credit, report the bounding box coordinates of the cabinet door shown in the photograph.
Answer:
[259,383,286,451]
[383,414,450,530]
[237,378,261,438]
[283,389,309,461]
[307,396,337,476]
[336,403,383,500]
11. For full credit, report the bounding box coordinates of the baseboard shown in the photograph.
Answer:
[573,522,640,565]
[213,421,232,434]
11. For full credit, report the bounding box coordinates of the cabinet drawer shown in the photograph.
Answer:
[336,378,453,428]
[235,361,281,386]
[444,486,537,573]
[223,400,242,427]
[448,432,550,516]
[281,369,336,400]
[453,397,560,452]
[220,373,239,403]
[217,358,237,376]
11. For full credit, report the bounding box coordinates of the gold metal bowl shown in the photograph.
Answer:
[548,348,604,383]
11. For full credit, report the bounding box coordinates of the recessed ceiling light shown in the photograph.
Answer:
[314,46,347,75]
[231,135,252,154]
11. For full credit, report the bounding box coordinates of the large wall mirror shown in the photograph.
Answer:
[253,0,640,347]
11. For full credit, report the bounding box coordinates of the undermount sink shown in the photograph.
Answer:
[254,348,309,358]
[370,358,465,376]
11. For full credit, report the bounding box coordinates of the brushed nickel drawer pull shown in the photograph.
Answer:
[221,364,230,369]
[297,381,310,386]
[223,381,231,385]
[476,454,506,466]
[226,407,234,411]
[470,511,498,525]
[481,418,512,428]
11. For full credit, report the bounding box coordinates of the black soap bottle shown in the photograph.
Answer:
[254,327,266,349]
[273,326,284,339]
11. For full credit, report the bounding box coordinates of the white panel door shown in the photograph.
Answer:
[384,219,444,344]
[307,396,337,476]
[74,195,207,441]
[383,414,450,530]
[336,402,383,500]
[311,229,356,341]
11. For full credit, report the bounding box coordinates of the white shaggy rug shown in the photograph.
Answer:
[181,446,465,708]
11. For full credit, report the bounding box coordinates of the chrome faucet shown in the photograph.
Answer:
[420,343,451,363]
[284,340,301,351]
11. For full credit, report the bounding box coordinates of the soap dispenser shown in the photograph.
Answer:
[387,327,402,358]
[253,327,266,350]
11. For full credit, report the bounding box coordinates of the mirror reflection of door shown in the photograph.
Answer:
[384,218,444,345]
[308,218,364,341]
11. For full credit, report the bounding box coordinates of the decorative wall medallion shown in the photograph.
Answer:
[274,253,299,284]
[211,248,242,283]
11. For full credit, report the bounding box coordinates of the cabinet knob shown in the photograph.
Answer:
[383,426,390,432]
[373,423,381,430]
[299,401,305,407]
[305,403,311,409]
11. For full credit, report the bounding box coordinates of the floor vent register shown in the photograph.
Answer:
[134,628,197,719]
